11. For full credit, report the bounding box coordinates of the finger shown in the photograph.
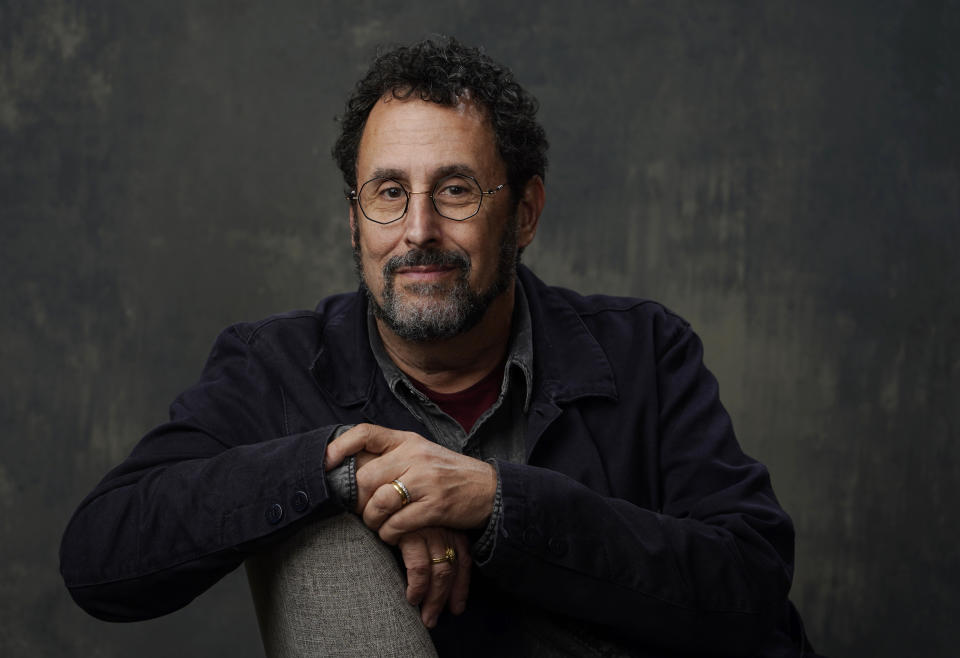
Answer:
[354,450,377,470]
[324,423,375,470]
[397,533,431,606]
[377,502,442,544]
[360,480,408,530]
[373,459,498,543]
[420,531,458,628]
[352,438,439,499]
[448,533,471,615]
[324,424,409,469]
[354,451,413,511]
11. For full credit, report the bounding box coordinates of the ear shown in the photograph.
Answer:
[349,202,359,249]
[515,175,545,250]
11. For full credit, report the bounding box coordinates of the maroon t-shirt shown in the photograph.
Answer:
[409,363,505,433]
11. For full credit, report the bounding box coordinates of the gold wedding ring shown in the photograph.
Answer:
[431,547,456,564]
[391,479,411,507]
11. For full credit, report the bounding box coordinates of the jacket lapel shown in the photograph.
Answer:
[309,291,428,434]
[518,266,619,459]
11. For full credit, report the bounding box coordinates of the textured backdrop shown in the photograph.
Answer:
[2,1,958,656]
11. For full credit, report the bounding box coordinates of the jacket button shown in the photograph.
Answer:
[548,538,568,557]
[266,503,284,524]
[292,490,309,512]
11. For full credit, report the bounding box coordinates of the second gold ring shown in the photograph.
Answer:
[431,547,457,564]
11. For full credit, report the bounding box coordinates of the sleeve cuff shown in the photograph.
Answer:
[471,458,503,564]
[325,424,358,512]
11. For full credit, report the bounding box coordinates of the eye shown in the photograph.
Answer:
[435,176,476,198]
[439,184,467,197]
[374,182,405,201]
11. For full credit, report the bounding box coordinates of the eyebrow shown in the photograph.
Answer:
[368,163,480,184]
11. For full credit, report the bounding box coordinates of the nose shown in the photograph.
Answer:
[402,191,443,248]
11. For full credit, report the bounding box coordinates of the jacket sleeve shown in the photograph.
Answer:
[59,326,343,622]
[476,314,794,656]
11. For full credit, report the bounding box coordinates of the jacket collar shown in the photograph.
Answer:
[309,292,377,407]
[310,266,618,407]
[516,265,618,405]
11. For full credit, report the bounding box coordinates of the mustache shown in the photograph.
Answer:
[383,249,471,276]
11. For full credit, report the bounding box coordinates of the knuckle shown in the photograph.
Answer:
[402,552,429,569]
[432,565,455,583]
[405,431,426,445]
[407,564,430,580]
[355,469,370,489]
[363,497,388,520]
[379,526,400,544]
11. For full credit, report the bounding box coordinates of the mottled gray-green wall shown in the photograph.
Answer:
[2,1,958,656]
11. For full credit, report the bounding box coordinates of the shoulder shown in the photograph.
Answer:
[203,292,362,369]
[554,285,681,321]
[519,267,690,345]
[221,292,358,344]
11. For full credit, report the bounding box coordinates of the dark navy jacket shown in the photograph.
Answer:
[61,266,812,656]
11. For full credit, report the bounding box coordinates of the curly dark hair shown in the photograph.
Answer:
[332,37,548,200]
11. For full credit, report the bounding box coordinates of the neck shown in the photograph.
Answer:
[375,283,515,394]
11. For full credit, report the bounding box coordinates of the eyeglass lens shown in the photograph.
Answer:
[358,174,485,223]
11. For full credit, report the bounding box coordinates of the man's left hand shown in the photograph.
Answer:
[398,527,471,628]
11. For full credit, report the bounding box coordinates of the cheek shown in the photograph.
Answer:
[468,229,506,270]
[357,231,401,284]
[357,227,394,262]
[360,250,384,286]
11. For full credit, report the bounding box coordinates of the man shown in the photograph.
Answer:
[61,38,817,656]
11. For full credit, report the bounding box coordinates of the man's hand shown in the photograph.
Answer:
[325,424,497,544]
[398,527,471,628]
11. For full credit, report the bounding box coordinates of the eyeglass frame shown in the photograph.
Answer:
[345,173,506,225]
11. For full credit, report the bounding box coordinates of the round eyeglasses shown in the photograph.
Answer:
[346,174,505,224]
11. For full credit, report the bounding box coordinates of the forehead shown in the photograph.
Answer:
[356,95,502,181]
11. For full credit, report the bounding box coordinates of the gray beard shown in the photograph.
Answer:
[353,218,519,342]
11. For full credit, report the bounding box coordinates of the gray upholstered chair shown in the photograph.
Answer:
[246,512,437,657]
